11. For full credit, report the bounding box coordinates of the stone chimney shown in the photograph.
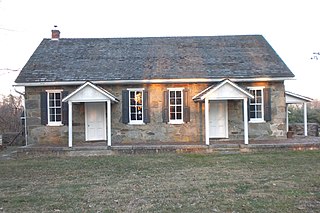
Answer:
[51,25,60,40]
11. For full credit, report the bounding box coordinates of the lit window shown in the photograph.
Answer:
[129,90,144,124]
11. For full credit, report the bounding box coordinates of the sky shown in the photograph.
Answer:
[0,0,320,98]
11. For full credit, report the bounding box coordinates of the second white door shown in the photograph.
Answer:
[209,101,228,138]
[85,102,106,141]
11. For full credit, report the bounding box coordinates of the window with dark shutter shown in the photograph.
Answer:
[164,88,190,124]
[248,87,271,123]
[40,90,66,126]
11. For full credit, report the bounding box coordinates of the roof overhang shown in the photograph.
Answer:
[193,79,254,101]
[14,77,294,87]
[285,91,313,104]
[62,81,119,103]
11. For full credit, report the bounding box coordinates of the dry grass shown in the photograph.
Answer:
[0,150,319,212]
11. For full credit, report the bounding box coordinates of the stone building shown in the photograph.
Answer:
[15,30,296,147]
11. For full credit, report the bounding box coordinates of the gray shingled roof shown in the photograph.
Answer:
[15,35,294,84]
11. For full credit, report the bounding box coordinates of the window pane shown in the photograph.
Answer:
[176,91,181,97]
[250,105,255,112]
[50,115,55,122]
[49,100,54,107]
[257,112,262,118]
[177,113,182,119]
[256,90,262,96]
[136,92,142,104]
[170,98,175,105]
[130,99,136,105]
[250,112,255,118]
[56,100,61,107]
[176,98,182,105]
[56,115,61,122]
[170,91,175,98]
[55,93,61,99]
[56,108,61,115]
[137,114,142,120]
[170,113,175,120]
[131,114,136,120]
[131,107,136,113]
[177,106,182,112]
[137,106,142,113]
[256,97,262,103]
[130,91,135,98]
[170,106,175,113]
[257,105,262,111]
[49,93,54,99]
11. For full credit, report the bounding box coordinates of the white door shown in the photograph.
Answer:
[85,102,106,141]
[209,101,228,138]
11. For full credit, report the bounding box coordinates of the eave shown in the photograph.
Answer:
[14,77,295,87]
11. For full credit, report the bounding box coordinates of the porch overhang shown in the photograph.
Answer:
[62,81,119,148]
[193,79,254,101]
[62,81,119,103]
[193,79,253,145]
[285,91,313,136]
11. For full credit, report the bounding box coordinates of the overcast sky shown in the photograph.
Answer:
[0,0,320,98]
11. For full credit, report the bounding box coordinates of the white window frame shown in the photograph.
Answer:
[128,88,144,125]
[248,87,265,123]
[46,89,63,126]
[168,88,184,124]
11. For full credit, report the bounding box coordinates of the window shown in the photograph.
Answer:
[249,87,264,122]
[129,90,144,124]
[169,89,183,124]
[47,91,62,125]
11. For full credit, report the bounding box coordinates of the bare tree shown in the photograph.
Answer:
[0,94,23,134]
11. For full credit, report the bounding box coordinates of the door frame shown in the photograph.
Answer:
[209,100,228,138]
[85,102,107,141]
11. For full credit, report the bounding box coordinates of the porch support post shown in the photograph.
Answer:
[107,100,112,146]
[68,101,73,148]
[243,98,249,145]
[304,102,308,136]
[205,98,210,145]
[286,104,289,132]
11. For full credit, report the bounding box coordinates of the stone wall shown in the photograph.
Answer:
[289,123,319,137]
[24,81,287,145]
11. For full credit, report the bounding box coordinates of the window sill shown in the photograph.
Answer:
[128,122,145,125]
[168,121,184,125]
[47,123,64,127]
[249,120,266,124]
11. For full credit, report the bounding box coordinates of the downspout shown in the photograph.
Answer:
[14,88,28,146]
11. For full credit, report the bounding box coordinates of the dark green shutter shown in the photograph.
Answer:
[40,92,48,125]
[264,88,272,121]
[162,91,169,123]
[143,90,150,123]
[62,91,69,125]
[183,89,190,123]
[122,90,129,124]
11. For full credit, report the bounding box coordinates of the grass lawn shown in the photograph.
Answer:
[0,150,319,212]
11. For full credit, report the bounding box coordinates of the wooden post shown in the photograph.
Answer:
[205,99,210,145]
[107,100,112,147]
[304,102,308,136]
[243,98,249,145]
[68,101,73,148]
